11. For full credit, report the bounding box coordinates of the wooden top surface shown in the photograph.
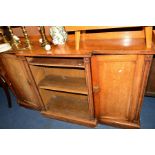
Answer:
[15,40,92,57]
[16,38,155,56]
[6,38,155,57]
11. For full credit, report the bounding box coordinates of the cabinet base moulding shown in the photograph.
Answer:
[18,100,42,111]
[99,117,140,129]
[41,111,97,127]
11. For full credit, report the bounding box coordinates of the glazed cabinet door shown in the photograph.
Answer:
[91,55,152,128]
[1,53,43,110]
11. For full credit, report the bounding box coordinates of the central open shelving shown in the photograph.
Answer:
[38,75,88,95]
[27,56,96,127]
[40,90,96,126]
[27,57,85,68]
[41,90,90,119]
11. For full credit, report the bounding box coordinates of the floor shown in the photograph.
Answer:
[0,87,155,129]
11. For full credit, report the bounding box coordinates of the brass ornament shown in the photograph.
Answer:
[38,26,51,50]
[8,26,20,49]
[21,26,32,49]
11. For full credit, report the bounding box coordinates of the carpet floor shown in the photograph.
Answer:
[0,88,155,129]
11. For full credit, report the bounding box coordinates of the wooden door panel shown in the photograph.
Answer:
[145,57,155,96]
[91,55,146,128]
[99,61,135,119]
[92,55,137,119]
[1,54,42,109]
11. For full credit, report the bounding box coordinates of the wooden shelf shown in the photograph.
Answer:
[43,93,90,120]
[38,75,88,95]
[42,111,97,127]
[28,57,84,68]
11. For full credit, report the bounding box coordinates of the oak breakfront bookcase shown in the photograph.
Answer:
[0,26,155,128]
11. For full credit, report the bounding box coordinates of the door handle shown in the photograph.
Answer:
[93,86,100,93]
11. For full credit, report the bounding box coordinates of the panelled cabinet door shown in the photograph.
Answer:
[1,54,43,110]
[145,57,155,96]
[91,55,150,128]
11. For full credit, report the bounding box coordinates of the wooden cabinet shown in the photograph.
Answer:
[145,57,155,96]
[26,56,97,127]
[1,53,152,128]
[91,55,152,128]
[1,26,154,128]
[1,53,44,110]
